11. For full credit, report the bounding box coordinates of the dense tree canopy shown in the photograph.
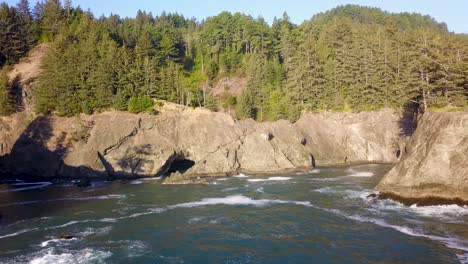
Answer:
[0,1,467,118]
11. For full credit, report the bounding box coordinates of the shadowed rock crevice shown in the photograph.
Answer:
[167,158,195,175]
[399,102,419,137]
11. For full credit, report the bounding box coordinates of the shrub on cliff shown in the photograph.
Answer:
[127,95,154,113]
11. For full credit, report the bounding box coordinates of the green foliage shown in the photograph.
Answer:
[237,88,256,119]
[0,68,14,115]
[0,1,35,67]
[127,95,154,113]
[204,95,218,111]
[2,0,466,120]
[221,93,237,109]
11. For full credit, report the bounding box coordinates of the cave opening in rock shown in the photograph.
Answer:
[166,158,195,175]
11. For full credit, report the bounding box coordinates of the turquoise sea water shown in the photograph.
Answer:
[0,164,467,263]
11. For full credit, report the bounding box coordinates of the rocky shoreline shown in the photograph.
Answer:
[0,106,467,205]
[0,108,401,180]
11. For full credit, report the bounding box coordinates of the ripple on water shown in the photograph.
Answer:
[0,182,52,193]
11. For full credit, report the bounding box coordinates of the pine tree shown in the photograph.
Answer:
[0,68,14,115]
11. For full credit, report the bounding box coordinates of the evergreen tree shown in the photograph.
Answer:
[0,68,14,115]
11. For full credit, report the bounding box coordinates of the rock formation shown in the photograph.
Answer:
[295,109,401,165]
[0,107,401,183]
[376,111,468,203]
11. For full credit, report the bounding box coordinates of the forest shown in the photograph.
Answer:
[0,0,467,120]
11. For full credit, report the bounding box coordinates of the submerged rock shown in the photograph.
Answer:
[59,235,76,240]
[162,172,209,185]
[377,111,468,203]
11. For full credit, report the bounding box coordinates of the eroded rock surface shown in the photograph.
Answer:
[377,111,468,202]
[0,108,401,182]
[295,109,401,165]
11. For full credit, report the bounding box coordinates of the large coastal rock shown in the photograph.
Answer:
[295,109,401,165]
[0,108,401,181]
[377,111,468,203]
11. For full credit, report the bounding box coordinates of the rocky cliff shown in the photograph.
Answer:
[0,107,401,182]
[376,111,468,204]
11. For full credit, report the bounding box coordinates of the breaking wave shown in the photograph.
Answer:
[234,173,249,178]
[247,177,292,182]
[28,249,112,264]
[130,180,143,185]
[347,171,374,177]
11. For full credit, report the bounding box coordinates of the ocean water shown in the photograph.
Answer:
[0,164,467,264]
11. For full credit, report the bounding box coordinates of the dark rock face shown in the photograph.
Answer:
[377,111,468,202]
[0,108,401,183]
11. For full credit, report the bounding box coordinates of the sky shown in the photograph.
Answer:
[6,0,468,33]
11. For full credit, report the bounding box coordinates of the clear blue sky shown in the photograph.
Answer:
[6,0,468,33]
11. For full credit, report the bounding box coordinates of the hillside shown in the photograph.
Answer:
[1,2,466,121]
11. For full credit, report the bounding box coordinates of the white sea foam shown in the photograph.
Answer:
[208,217,226,224]
[0,182,52,193]
[40,239,61,247]
[168,195,312,209]
[125,240,149,257]
[348,171,374,177]
[130,180,143,185]
[142,177,162,181]
[77,226,113,238]
[29,249,112,264]
[247,177,292,182]
[310,169,321,174]
[40,237,78,247]
[366,196,468,222]
[234,173,249,178]
[313,187,362,195]
[269,176,292,181]
[247,179,267,182]
[457,253,468,264]
[188,217,204,224]
[255,187,265,193]
[217,178,228,181]
[408,204,468,219]
[0,228,37,239]
[313,187,336,193]
[48,221,81,229]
